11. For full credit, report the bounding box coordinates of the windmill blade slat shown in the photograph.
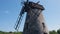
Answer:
[14,7,25,31]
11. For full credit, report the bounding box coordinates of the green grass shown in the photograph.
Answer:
[0,31,22,34]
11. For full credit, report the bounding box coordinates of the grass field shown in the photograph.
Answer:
[0,31,22,34]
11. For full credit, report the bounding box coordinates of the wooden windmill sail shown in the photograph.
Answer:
[14,0,49,34]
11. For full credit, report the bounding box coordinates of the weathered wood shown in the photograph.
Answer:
[23,2,49,34]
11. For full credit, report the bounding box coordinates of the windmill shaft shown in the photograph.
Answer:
[27,0,28,2]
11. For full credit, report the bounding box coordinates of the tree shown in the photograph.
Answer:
[49,30,58,34]
[57,29,60,34]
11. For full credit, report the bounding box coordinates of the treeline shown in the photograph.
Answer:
[0,29,60,34]
[0,31,22,34]
[49,29,60,34]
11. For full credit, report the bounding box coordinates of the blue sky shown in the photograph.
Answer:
[0,0,60,32]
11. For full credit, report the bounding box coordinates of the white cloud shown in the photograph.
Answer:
[5,10,9,14]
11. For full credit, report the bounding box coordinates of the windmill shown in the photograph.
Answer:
[14,0,49,34]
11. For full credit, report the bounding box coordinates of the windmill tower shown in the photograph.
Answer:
[14,0,49,34]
